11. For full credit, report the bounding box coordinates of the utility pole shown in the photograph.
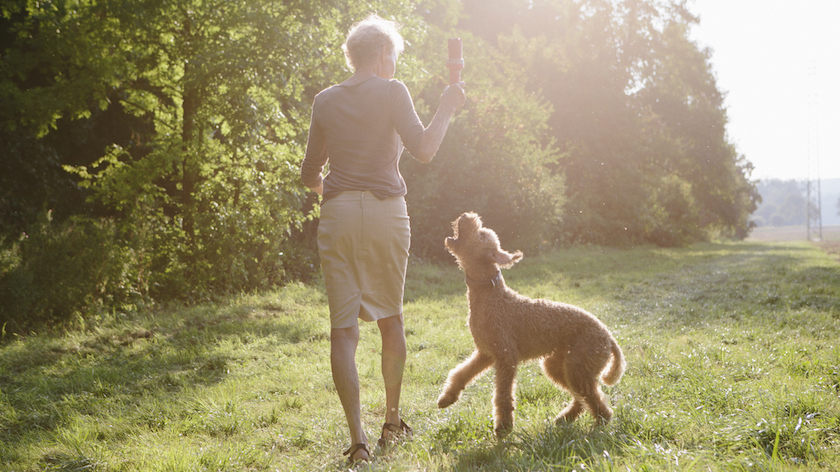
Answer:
[806,62,822,241]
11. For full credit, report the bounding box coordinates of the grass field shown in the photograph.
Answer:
[1,241,839,471]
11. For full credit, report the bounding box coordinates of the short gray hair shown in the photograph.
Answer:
[342,14,405,71]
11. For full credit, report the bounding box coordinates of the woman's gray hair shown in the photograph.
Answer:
[342,14,405,71]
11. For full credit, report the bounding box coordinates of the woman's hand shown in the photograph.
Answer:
[310,182,324,196]
[441,81,466,111]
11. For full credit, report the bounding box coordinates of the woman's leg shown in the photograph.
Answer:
[377,314,407,429]
[331,325,370,460]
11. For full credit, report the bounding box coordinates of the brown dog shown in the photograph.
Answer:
[437,212,625,434]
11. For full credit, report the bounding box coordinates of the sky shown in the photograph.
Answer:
[688,0,840,181]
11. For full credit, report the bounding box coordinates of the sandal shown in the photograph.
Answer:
[377,419,413,448]
[343,443,371,463]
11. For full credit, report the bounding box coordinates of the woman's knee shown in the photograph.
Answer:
[331,325,360,347]
[377,313,404,333]
[378,315,406,355]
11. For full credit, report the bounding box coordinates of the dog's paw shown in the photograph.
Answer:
[437,392,458,409]
[494,419,514,437]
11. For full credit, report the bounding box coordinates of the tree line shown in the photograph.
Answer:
[0,0,759,333]
[752,180,809,227]
[753,178,840,227]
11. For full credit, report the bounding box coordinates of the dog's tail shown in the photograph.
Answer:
[601,338,626,386]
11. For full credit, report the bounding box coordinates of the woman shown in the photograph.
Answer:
[300,14,466,463]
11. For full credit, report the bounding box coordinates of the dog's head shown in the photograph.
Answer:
[445,212,523,271]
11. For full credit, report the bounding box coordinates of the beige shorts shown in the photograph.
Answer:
[317,191,410,329]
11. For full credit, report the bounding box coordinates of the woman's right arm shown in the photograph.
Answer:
[412,82,466,164]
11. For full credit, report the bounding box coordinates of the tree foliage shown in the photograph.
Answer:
[1,0,760,331]
[461,0,759,245]
[0,213,135,334]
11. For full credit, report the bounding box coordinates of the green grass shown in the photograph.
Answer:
[1,241,839,471]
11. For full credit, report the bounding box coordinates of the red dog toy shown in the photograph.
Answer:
[447,38,464,85]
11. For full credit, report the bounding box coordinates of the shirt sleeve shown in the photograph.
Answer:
[300,96,328,189]
[390,81,425,158]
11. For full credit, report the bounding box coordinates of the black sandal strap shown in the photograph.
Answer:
[378,419,413,448]
[382,419,413,435]
[398,418,413,436]
[343,443,370,461]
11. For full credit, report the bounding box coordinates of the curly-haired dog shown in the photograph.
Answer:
[437,212,626,434]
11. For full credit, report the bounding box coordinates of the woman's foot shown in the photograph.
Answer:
[343,443,371,463]
[377,419,413,448]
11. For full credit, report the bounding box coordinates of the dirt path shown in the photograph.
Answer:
[747,225,840,242]
[746,226,840,262]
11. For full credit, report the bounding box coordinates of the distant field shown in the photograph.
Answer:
[748,225,840,242]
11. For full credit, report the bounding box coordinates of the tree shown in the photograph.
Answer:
[54,0,357,296]
[753,179,807,227]
[0,0,120,241]
[0,128,80,241]
[459,0,758,245]
[634,18,759,240]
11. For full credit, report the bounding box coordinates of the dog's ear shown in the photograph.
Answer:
[494,249,523,268]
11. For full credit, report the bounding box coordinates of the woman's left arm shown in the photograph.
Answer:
[301,101,328,194]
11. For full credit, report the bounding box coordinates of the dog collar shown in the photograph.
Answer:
[465,271,502,289]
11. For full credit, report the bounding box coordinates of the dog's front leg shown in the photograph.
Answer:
[437,350,493,408]
[493,358,518,436]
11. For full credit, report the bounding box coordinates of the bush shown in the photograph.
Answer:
[0,213,139,334]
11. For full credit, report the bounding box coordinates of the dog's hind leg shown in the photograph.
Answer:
[492,356,518,435]
[438,350,493,408]
[541,351,585,423]
[565,360,613,425]
[541,350,570,390]
[557,396,586,423]
[583,384,613,425]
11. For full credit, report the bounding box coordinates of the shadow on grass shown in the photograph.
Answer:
[436,421,631,471]
[0,301,323,450]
